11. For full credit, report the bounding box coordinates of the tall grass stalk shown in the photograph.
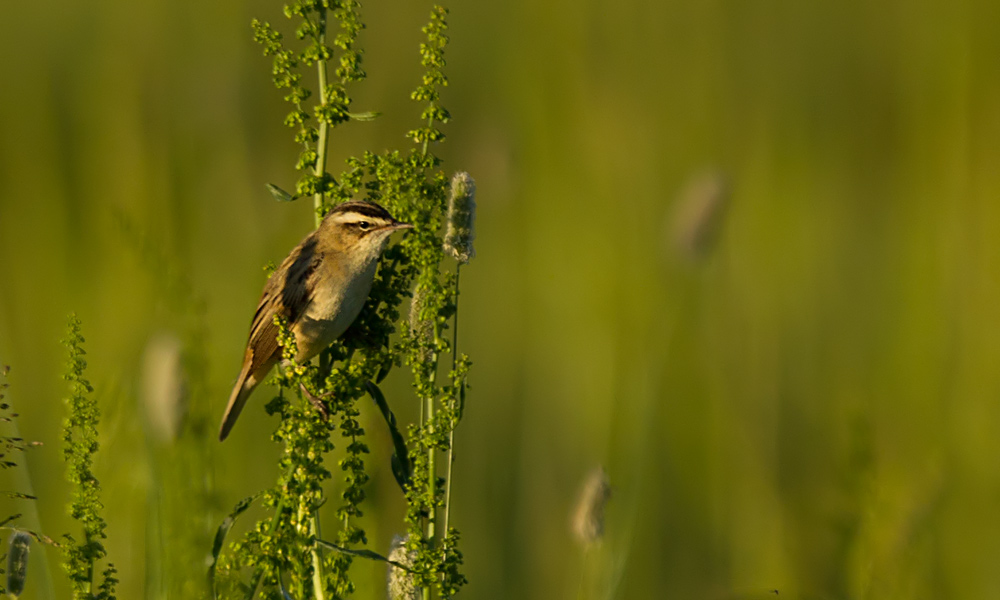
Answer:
[441,170,474,540]
[441,264,459,538]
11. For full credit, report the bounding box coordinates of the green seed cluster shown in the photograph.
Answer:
[251,0,367,213]
[61,316,118,600]
[409,6,451,156]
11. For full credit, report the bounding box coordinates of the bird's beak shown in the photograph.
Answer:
[387,222,414,232]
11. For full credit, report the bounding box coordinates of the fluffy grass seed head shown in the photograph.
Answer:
[387,534,420,600]
[572,466,612,547]
[443,172,476,264]
[669,169,730,261]
[141,332,188,442]
[408,286,435,363]
[6,531,30,597]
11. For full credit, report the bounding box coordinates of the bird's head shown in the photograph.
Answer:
[321,201,413,258]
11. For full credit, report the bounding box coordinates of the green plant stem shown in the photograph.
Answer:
[424,334,441,600]
[442,424,455,536]
[310,512,326,600]
[313,8,330,227]
[442,265,460,537]
[420,113,434,158]
[423,387,436,600]
[425,389,437,547]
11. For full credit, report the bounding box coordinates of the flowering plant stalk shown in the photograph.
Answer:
[211,4,473,599]
[62,316,119,600]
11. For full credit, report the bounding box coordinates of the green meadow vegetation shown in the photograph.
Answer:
[2,0,1000,599]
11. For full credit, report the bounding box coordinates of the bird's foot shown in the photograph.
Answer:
[299,383,331,420]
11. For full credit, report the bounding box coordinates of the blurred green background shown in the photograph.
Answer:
[2,0,1000,598]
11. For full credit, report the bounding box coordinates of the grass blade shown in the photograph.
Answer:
[365,382,411,490]
[208,494,260,593]
[314,538,413,572]
[266,183,298,203]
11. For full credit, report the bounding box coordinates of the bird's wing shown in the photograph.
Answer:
[245,235,322,372]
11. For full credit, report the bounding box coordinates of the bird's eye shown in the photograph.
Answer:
[357,221,371,231]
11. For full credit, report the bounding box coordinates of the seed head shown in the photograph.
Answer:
[387,534,420,600]
[141,332,188,442]
[408,287,434,363]
[6,531,31,597]
[443,172,476,264]
[670,169,730,261]
[571,466,612,547]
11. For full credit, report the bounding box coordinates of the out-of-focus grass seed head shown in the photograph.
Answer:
[6,530,31,597]
[408,286,435,363]
[572,466,612,547]
[669,169,730,262]
[141,332,188,443]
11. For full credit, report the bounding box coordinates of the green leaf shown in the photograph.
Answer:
[365,382,411,491]
[278,571,296,600]
[208,494,260,591]
[314,538,413,572]
[266,183,299,202]
[458,376,466,420]
[348,111,380,122]
[0,514,20,528]
[243,569,264,600]
[375,361,392,384]
[390,454,409,492]
[0,491,35,500]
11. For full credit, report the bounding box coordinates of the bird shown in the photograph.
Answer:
[219,200,412,441]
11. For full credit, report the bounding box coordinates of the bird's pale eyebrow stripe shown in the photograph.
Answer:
[331,202,391,219]
[341,215,380,224]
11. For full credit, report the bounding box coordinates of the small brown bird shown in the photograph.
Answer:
[219,201,412,441]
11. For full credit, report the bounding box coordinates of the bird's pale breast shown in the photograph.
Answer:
[292,254,378,361]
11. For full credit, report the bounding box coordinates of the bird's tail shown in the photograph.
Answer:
[219,357,256,441]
